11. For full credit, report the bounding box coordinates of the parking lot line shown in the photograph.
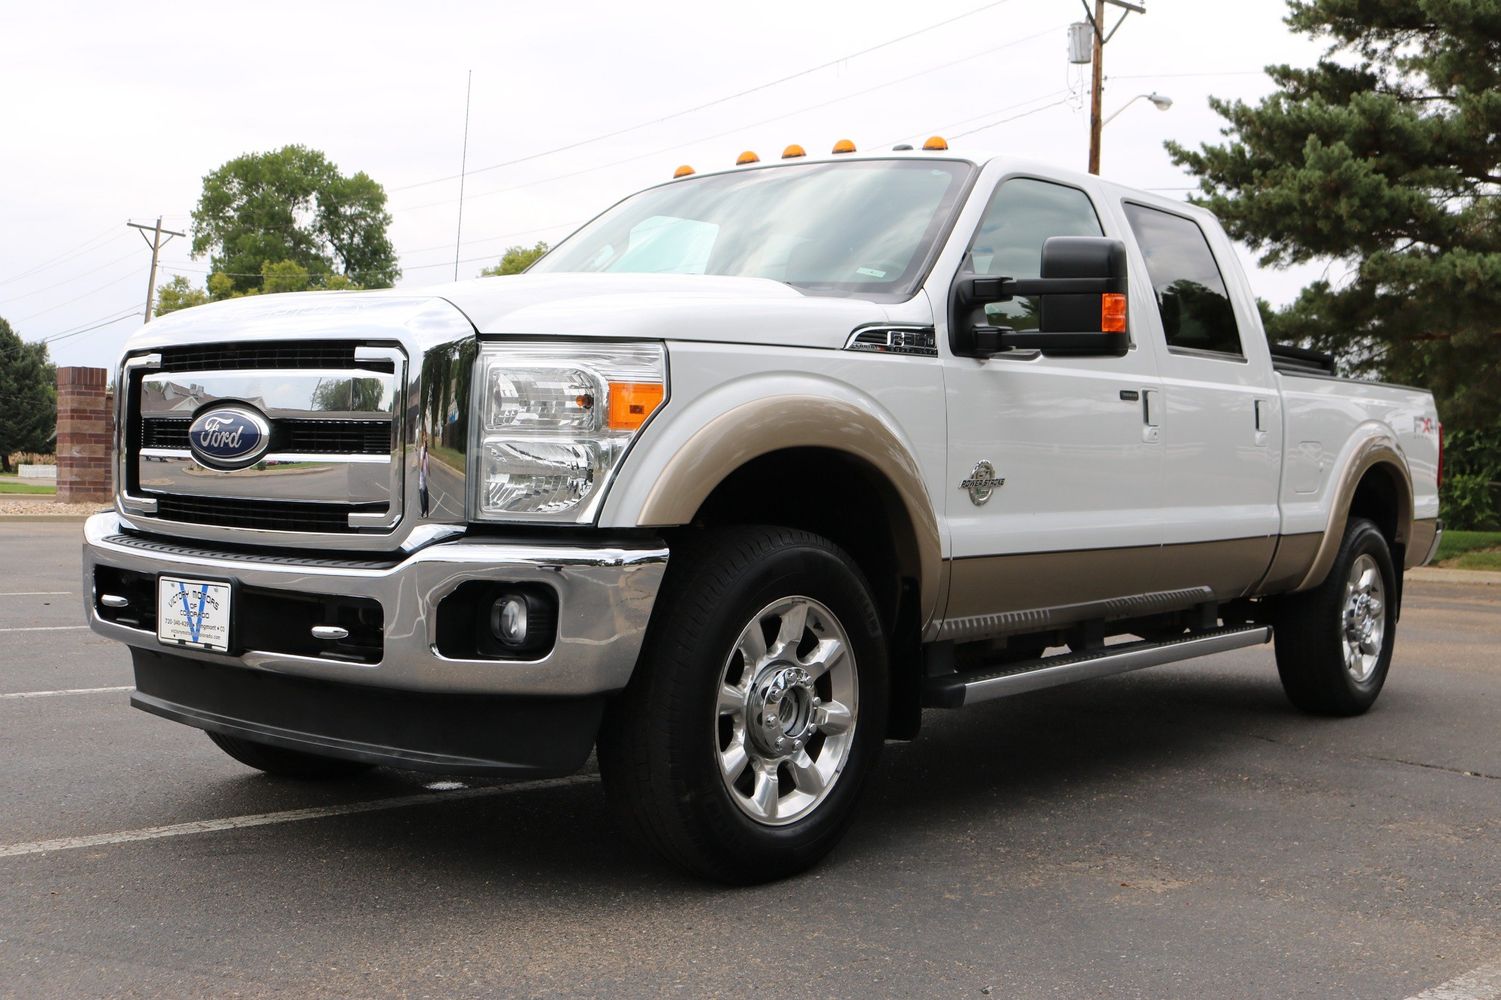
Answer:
[0,685,133,701]
[0,625,89,633]
[1406,961,1501,1000]
[0,591,73,597]
[0,774,600,859]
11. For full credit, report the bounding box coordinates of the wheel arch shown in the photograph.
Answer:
[633,395,943,629]
[1295,431,1414,592]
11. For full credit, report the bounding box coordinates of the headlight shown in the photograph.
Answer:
[472,342,666,521]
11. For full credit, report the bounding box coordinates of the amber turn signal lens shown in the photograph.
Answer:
[608,382,665,431]
[1101,293,1128,333]
[922,135,949,151]
[782,144,806,159]
[831,138,856,154]
[736,150,760,165]
[673,165,695,178]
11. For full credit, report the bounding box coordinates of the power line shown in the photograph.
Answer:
[948,96,1075,138]
[44,307,144,345]
[386,0,1023,195]
[393,23,1068,218]
[0,227,129,287]
[12,269,143,324]
[0,249,141,306]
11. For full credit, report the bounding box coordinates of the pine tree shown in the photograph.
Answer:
[1168,1,1501,436]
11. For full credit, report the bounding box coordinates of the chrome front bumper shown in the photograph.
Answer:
[82,512,668,697]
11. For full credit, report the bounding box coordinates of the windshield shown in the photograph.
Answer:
[530,159,975,298]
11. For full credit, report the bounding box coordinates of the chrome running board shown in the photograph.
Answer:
[924,625,1273,709]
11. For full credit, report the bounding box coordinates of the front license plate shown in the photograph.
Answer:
[157,576,232,653]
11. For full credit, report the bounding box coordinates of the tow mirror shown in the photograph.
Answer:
[950,236,1130,358]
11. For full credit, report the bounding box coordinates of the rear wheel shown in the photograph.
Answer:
[598,526,887,883]
[207,732,375,779]
[1274,517,1398,716]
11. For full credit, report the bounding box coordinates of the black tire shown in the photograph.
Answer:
[597,526,888,884]
[1273,517,1398,716]
[207,731,375,779]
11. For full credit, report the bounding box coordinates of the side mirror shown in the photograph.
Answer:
[950,236,1130,358]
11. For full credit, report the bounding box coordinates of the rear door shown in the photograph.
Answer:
[941,175,1164,618]
[1117,201,1282,598]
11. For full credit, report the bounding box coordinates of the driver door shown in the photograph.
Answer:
[942,176,1165,620]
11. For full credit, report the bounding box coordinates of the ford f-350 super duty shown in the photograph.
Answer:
[83,145,1442,882]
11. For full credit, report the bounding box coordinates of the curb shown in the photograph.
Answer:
[1408,566,1501,586]
[0,515,93,524]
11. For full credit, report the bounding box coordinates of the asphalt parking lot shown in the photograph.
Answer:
[1,521,1497,1000]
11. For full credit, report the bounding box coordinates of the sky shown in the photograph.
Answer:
[0,0,1330,370]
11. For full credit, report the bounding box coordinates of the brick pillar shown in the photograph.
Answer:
[56,367,114,504]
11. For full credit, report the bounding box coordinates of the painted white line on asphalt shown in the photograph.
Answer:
[0,685,133,701]
[0,774,600,859]
[1406,962,1501,1000]
[0,625,89,633]
[0,591,72,597]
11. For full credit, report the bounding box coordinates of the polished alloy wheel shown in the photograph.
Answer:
[715,596,858,826]
[1341,552,1386,683]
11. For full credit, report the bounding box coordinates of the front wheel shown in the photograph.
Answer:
[598,526,887,883]
[1273,517,1398,716]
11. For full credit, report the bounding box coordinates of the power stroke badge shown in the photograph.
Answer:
[960,461,1006,506]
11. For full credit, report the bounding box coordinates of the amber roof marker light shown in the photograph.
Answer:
[673,165,695,178]
[736,150,760,165]
[782,144,806,159]
[922,135,949,151]
[831,139,857,154]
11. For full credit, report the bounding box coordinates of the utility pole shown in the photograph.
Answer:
[1084,0,1146,175]
[454,70,473,282]
[127,217,185,322]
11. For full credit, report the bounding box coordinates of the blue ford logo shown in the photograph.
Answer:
[188,405,271,469]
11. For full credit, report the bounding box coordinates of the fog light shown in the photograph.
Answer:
[492,595,529,647]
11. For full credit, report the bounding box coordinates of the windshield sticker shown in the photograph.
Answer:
[856,267,887,278]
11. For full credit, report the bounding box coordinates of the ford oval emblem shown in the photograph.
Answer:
[188,405,271,469]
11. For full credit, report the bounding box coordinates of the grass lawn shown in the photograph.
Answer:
[1435,529,1501,571]
[0,474,56,495]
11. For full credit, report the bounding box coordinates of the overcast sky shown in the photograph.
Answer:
[1,0,1328,370]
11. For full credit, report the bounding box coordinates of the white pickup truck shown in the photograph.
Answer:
[83,143,1442,882]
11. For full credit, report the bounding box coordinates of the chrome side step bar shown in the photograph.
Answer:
[924,625,1273,709]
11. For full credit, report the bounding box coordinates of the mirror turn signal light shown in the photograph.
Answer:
[831,138,857,154]
[673,165,695,178]
[782,144,806,159]
[736,150,760,165]
[1101,293,1128,333]
[922,135,949,151]
[608,382,666,431]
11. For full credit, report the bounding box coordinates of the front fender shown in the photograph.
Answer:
[600,360,944,626]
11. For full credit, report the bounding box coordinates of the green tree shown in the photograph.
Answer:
[190,145,399,296]
[1168,0,1501,528]
[0,318,56,472]
[154,275,210,317]
[259,259,312,295]
[480,241,549,277]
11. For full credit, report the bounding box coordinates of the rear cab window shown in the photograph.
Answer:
[1122,202,1244,359]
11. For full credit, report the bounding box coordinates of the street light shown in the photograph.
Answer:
[1103,92,1173,127]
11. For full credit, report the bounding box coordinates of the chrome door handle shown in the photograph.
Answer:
[1142,389,1161,444]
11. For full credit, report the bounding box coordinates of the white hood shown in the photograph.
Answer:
[437,272,912,351]
[125,273,923,355]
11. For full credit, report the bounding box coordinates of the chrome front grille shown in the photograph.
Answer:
[121,341,406,536]
[157,341,393,374]
[142,417,391,455]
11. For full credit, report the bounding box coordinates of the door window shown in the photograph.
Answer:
[1122,203,1243,357]
[967,178,1103,332]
